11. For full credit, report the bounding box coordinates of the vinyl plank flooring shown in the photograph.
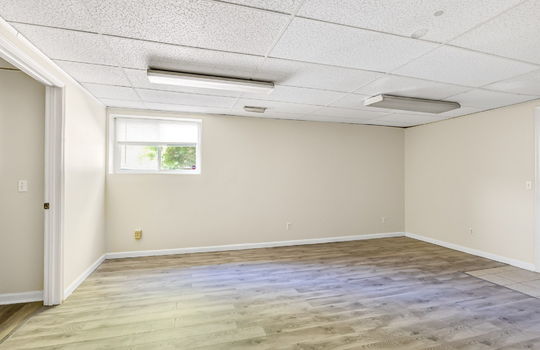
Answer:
[0,302,42,343]
[3,237,540,349]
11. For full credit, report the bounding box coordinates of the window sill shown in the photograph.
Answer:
[113,170,201,175]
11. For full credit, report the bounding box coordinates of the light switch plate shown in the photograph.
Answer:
[18,180,28,192]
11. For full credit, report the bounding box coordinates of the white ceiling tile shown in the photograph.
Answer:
[144,103,232,114]
[452,1,540,64]
[484,69,540,96]
[241,85,343,105]
[367,119,416,127]
[355,75,470,99]
[84,0,289,55]
[435,106,482,118]
[394,45,538,87]
[448,89,537,109]
[297,0,521,43]
[227,109,305,120]
[328,94,370,110]
[302,115,378,124]
[83,83,140,101]
[368,116,438,127]
[54,61,130,86]
[270,18,437,71]
[99,98,147,109]
[218,0,300,12]
[13,24,117,66]
[370,111,468,127]
[375,112,442,124]
[137,89,237,108]
[252,58,382,92]
[123,69,242,97]
[311,106,390,120]
[0,0,95,31]
[226,111,369,125]
[105,36,264,76]
[233,99,320,114]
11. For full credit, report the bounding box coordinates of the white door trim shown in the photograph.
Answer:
[534,108,540,272]
[0,26,63,87]
[43,86,65,305]
[0,19,65,305]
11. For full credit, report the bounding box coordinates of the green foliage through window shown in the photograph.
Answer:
[141,145,196,170]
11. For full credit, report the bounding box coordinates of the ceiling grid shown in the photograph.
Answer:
[1,0,538,127]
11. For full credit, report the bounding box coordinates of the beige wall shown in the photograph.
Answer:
[405,100,540,265]
[0,64,45,294]
[63,84,107,290]
[0,23,107,295]
[107,109,405,253]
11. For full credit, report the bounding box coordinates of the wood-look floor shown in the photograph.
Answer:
[3,237,540,349]
[0,302,42,343]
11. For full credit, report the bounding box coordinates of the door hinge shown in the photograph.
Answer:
[44,202,50,210]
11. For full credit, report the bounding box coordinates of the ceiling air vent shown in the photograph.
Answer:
[243,106,267,113]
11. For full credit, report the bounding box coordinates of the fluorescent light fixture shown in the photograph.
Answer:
[243,106,267,113]
[364,94,460,114]
[147,69,274,94]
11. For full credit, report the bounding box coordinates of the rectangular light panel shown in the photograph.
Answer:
[147,69,274,94]
[364,94,460,113]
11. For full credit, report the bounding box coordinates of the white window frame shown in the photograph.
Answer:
[110,114,202,175]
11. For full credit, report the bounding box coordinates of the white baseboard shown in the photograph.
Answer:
[405,232,537,271]
[106,232,406,259]
[0,291,43,305]
[63,254,106,300]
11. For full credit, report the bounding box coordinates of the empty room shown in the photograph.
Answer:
[2,0,540,349]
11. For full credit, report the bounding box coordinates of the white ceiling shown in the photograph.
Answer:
[1,0,540,127]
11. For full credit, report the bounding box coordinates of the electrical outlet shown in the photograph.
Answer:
[134,229,142,240]
[286,222,291,230]
[526,181,533,190]
[468,227,473,235]
[381,217,386,224]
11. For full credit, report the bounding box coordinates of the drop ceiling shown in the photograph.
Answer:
[1,0,540,127]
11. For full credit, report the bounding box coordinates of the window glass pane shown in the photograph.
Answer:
[119,145,159,170]
[160,146,197,170]
[159,122,198,143]
[116,118,198,143]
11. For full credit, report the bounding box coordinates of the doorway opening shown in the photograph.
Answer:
[0,38,64,306]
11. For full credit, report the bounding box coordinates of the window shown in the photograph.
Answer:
[113,116,201,174]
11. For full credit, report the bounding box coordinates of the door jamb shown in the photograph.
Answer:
[534,108,540,272]
[43,86,65,305]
